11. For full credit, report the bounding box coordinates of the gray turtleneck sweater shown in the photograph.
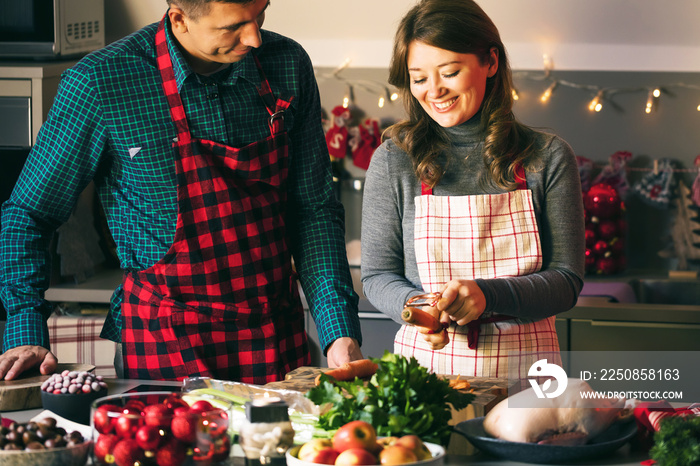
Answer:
[360,116,585,325]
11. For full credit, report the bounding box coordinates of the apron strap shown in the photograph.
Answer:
[420,163,528,194]
[155,15,192,145]
[252,55,294,136]
[465,315,518,349]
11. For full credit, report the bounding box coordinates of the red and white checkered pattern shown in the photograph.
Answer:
[395,181,559,378]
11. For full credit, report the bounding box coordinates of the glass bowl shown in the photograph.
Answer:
[90,392,233,466]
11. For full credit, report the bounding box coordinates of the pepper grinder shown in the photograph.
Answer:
[239,397,295,466]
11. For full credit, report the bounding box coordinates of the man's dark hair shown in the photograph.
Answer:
[167,0,257,20]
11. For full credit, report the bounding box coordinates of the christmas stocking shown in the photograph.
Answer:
[593,150,632,199]
[632,158,677,209]
[691,154,700,207]
[352,118,381,170]
[325,105,351,159]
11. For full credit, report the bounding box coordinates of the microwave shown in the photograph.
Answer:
[0,0,104,59]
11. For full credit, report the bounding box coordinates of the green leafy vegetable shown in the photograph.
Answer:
[305,351,474,446]
[650,415,700,466]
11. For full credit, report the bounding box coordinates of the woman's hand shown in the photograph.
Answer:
[410,305,449,350]
[436,279,486,326]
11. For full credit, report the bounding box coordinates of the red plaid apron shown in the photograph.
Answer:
[395,166,561,378]
[120,17,310,383]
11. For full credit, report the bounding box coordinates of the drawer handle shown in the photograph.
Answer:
[358,312,392,320]
[584,320,700,330]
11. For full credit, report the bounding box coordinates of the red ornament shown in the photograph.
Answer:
[585,228,597,247]
[597,220,618,240]
[593,239,610,256]
[596,256,617,275]
[585,248,596,272]
[611,237,625,255]
[584,183,621,219]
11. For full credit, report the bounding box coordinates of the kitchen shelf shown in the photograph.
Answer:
[45,268,122,303]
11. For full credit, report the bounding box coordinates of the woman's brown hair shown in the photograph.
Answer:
[387,0,538,190]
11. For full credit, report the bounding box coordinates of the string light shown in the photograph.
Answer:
[317,59,399,110]
[513,60,700,115]
[645,89,655,114]
[540,81,557,103]
[512,88,520,101]
[588,90,604,112]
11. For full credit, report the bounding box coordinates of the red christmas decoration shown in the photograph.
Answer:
[584,183,621,219]
[581,180,627,275]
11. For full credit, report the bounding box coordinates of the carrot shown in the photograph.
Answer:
[401,307,442,332]
[402,307,449,350]
[314,359,379,386]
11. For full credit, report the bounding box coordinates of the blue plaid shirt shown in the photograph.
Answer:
[1,18,361,355]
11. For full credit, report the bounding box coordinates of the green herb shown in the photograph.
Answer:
[650,415,700,466]
[305,351,474,446]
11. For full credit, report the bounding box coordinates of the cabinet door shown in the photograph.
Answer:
[570,319,700,352]
[305,311,400,366]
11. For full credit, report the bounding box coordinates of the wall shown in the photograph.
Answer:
[106,0,700,71]
[104,1,700,273]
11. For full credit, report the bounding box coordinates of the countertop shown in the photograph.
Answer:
[3,378,653,466]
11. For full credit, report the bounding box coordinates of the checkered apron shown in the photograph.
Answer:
[120,17,310,383]
[394,166,561,378]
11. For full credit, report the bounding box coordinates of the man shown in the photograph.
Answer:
[0,0,363,382]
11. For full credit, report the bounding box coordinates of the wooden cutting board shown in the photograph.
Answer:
[266,366,511,415]
[0,363,95,412]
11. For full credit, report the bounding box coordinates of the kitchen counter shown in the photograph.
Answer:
[3,378,652,466]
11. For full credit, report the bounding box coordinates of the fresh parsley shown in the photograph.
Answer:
[650,415,700,466]
[305,351,474,446]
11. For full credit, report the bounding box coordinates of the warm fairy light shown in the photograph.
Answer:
[588,90,604,112]
[512,88,520,101]
[342,96,350,108]
[697,104,700,112]
[645,89,655,114]
[652,88,661,98]
[543,54,553,77]
[390,92,399,101]
[540,81,557,103]
[378,96,385,108]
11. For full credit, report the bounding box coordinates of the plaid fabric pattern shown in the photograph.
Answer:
[121,19,309,382]
[395,180,559,377]
[0,14,360,353]
[47,315,117,377]
[123,276,308,382]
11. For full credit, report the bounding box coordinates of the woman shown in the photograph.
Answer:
[361,0,584,378]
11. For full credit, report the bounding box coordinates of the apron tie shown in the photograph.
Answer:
[465,315,518,349]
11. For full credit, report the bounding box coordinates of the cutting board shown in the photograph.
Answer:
[0,363,95,411]
[267,366,510,413]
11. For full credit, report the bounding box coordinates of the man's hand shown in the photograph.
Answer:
[325,337,363,368]
[0,345,57,381]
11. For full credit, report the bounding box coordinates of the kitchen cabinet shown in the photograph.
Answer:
[0,60,77,146]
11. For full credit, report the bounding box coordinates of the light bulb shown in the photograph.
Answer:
[652,88,661,98]
[512,88,520,101]
[645,89,655,114]
[540,82,557,103]
[378,96,385,108]
[342,96,350,108]
[390,92,399,101]
[588,90,604,112]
